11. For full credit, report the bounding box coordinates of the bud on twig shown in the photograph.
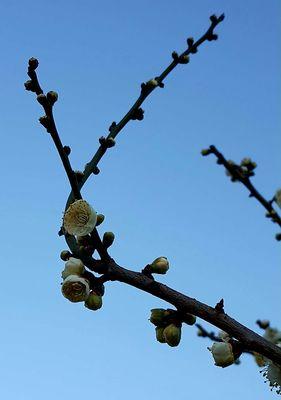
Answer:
[150,257,169,274]
[85,291,103,311]
[163,323,181,347]
[47,91,58,105]
[102,232,115,248]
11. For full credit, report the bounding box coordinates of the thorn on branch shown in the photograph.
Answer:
[215,298,225,313]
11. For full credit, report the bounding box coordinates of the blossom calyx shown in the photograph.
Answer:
[150,257,169,274]
[63,199,97,236]
[61,275,90,303]
[61,257,85,279]
[209,342,234,368]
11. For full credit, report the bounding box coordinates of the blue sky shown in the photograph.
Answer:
[0,0,280,398]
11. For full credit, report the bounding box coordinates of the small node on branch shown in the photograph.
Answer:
[207,33,218,41]
[47,91,58,105]
[256,320,270,330]
[102,232,115,248]
[96,214,105,226]
[131,107,144,121]
[187,37,194,47]
[155,77,164,88]
[28,57,39,70]
[63,145,71,156]
[171,51,179,61]
[24,80,36,92]
[93,166,100,175]
[60,250,72,261]
[210,14,218,24]
[108,121,117,132]
[99,136,107,146]
[178,55,190,64]
[215,298,225,313]
[39,115,52,132]
[37,94,48,106]
[106,137,116,148]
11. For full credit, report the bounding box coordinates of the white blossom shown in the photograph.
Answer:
[63,199,97,236]
[61,275,90,303]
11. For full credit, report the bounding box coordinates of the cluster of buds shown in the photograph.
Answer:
[225,157,257,182]
[61,257,103,311]
[149,308,196,347]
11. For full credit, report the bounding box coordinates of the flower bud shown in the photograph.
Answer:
[182,313,196,326]
[28,57,39,70]
[61,257,85,279]
[103,232,115,248]
[85,291,103,311]
[47,91,58,105]
[208,342,234,367]
[150,308,166,326]
[146,79,158,88]
[63,199,97,236]
[60,250,71,261]
[163,324,181,347]
[37,94,48,106]
[61,275,90,303]
[150,257,169,274]
[96,214,105,226]
[155,327,166,343]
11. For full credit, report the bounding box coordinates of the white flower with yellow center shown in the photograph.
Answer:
[61,275,90,303]
[63,199,97,236]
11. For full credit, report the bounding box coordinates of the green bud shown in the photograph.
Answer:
[96,214,105,226]
[150,308,166,326]
[85,291,103,311]
[163,324,181,347]
[60,250,71,261]
[150,257,169,274]
[182,313,196,325]
[155,327,166,343]
[47,91,58,105]
[103,231,115,248]
[201,148,211,156]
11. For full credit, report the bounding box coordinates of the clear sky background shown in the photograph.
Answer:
[0,0,280,399]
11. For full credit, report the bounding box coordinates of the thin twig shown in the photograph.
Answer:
[202,145,281,228]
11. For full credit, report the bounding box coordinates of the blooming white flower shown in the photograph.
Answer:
[63,199,97,236]
[275,189,281,209]
[208,342,234,368]
[262,361,281,395]
[218,330,231,342]
[61,257,85,280]
[61,275,90,303]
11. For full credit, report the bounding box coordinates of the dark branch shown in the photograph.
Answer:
[202,145,281,229]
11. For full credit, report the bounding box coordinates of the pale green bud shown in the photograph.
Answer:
[163,324,181,347]
[85,291,103,311]
[208,342,234,367]
[155,327,166,343]
[150,308,166,326]
[150,257,169,274]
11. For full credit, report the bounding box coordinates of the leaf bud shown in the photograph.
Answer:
[37,94,48,106]
[96,214,105,226]
[47,91,58,105]
[163,323,182,347]
[201,148,212,156]
[28,57,39,70]
[102,232,115,248]
[60,250,71,261]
